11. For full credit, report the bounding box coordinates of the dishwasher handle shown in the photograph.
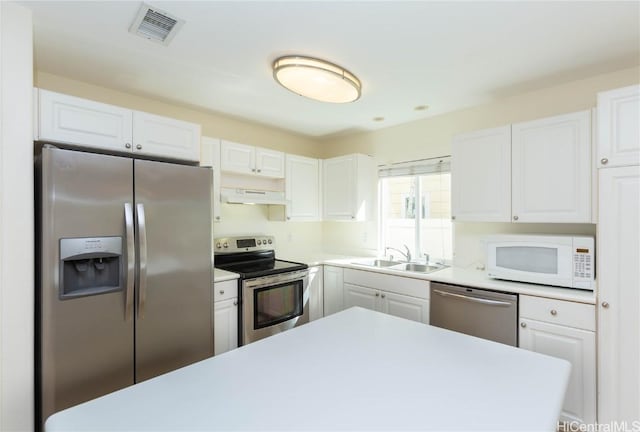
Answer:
[432,289,513,307]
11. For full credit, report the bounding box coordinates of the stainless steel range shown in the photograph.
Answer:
[214,235,309,346]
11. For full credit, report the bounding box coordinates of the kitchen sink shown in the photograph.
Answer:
[390,262,445,273]
[352,259,403,268]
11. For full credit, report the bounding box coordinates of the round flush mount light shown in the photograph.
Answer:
[272,56,361,103]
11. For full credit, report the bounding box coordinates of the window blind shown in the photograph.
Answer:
[378,156,451,178]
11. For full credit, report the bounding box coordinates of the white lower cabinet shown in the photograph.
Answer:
[344,282,429,324]
[519,295,596,425]
[213,279,238,356]
[323,265,344,316]
[308,266,324,321]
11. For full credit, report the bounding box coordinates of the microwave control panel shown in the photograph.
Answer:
[573,237,595,288]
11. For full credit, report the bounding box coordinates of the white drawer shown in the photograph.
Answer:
[520,295,595,331]
[214,279,238,302]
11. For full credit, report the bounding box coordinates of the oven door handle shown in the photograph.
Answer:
[432,289,513,307]
[243,270,309,289]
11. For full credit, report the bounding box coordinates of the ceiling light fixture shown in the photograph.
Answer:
[272,56,361,103]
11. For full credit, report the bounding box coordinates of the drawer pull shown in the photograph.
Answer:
[520,322,527,328]
[550,309,557,316]
[602,302,610,308]
[233,300,238,306]
[219,290,225,295]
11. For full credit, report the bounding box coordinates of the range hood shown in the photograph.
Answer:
[221,187,289,205]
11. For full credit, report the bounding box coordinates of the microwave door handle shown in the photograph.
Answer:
[432,289,512,307]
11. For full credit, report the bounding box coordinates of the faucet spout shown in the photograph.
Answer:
[385,245,412,262]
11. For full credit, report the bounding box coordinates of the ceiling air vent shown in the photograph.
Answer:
[129,3,184,46]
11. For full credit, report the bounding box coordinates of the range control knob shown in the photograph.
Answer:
[215,242,221,249]
[267,239,273,244]
[257,240,262,245]
[223,242,229,249]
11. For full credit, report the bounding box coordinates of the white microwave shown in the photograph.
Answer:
[486,234,594,290]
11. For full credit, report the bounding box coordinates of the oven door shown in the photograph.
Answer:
[241,270,309,345]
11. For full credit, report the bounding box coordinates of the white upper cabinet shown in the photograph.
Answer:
[132,112,201,162]
[285,154,321,221]
[451,110,592,223]
[220,140,284,178]
[323,154,376,221]
[512,110,591,223]
[36,89,201,162]
[37,89,133,153]
[597,85,640,168]
[452,126,511,222]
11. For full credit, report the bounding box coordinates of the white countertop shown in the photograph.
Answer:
[46,307,570,432]
[213,268,239,283]
[313,256,596,304]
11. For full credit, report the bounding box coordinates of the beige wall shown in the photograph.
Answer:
[320,66,640,163]
[35,71,323,158]
[319,66,639,262]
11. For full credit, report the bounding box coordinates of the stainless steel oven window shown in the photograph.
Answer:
[253,280,303,329]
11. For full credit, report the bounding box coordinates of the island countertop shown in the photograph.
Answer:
[46,307,570,431]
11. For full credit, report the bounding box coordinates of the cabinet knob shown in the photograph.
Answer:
[520,322,527,328]
[602,301,610,308]
[600,158,609,165]
[125,143,132,149]
[233,300,238,306]
[513,215,519,221]
[136,144,142,150]
[351,216,355,220]
[251,168,256,172]
[451,216,456,221]
[550,309,557,316]
[219,290,224,295]
[375,292,380,297]
[381,293,386,299]
[286,217,291,220]
[215,216,220,220]
[257,169,262,173]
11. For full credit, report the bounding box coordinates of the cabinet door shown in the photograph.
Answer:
[323,266,344,316]
[214,298,238,356]
[343,283,379,312]
[255,148,285,178]
[512,111,591,223]
[286,154,321,221]
[381,291,429,324]
[519,318,596,425]
[451,126,511,222]
[38,89,133,153]
[308,266,324,321]
[201,137,222,222]
[323,155,355,220]
[132,111,201,162]
[597,165,640,423]
[597,85,640,168]
[220,140,255,175]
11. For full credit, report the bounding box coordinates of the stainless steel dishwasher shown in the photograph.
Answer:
[430,282,518,346]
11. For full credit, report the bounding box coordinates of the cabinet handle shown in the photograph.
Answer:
[600,158,609,165]
[550,309,557,316]
[215,216,220,220]
[381,293,386,299]
[125,143,132,149]
[351,216,355,220]
[251,168,256,172]
[257,169,262,173]
[520,322,527,328]
[136,144,142,150]
[233,300,238,306]
[513,215,519,221]
[219,290,224,295]
[602,302,610,308]
[451,216,456,221]
[286,217,291,220]
[375,292,380,297]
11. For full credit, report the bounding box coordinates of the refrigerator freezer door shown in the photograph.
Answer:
[133,159,213,382]
[38,147,135,424]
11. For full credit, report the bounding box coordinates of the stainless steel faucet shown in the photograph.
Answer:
[385,245,412,262]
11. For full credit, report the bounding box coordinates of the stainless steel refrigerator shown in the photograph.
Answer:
[36,146,213,427]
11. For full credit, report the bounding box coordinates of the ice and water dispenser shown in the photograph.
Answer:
[59,237,123,299]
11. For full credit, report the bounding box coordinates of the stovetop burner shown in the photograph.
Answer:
[214,236,307,279]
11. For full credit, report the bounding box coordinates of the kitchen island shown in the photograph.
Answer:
[46,307,570,431]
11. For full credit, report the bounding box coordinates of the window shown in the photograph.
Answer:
[378,157,452,263]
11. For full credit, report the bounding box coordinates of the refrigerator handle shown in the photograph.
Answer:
[124,203,135,321]
[136,203,148,319]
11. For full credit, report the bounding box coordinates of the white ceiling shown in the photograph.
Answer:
[21,1,640,138]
